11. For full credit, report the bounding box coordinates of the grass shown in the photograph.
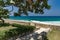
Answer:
[0,26,16,34]
[0,26,16,31]
[47,29,60,40]
[0,26,16,40]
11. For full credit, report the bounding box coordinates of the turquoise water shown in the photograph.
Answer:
[9,16,60,21]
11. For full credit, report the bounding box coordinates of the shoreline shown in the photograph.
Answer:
[31,20,60,26]
[4,19,60,26]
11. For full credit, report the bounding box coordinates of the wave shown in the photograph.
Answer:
[31,20,60,26]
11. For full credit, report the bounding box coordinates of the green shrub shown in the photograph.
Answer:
[12,23,36,32]
[5,29,18,38]
[0,23,36,40]
[0,23,10,27]
[11,23,22,27]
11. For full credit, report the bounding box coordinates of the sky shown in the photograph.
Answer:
[5,0,60,16]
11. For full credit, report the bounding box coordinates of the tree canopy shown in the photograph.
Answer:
[0,8,9,18]
[0,0,51,16]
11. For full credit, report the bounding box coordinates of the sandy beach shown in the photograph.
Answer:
[4,19,60,29]
[4,19,60,26]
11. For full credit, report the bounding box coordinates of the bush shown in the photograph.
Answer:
[0,23,10,27]
[0,23,36,40]
[11,23,24,27]
[11,23,36,32]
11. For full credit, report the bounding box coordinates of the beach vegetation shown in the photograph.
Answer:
[0,23,10,27]
[11,23,36,33]
[0,8,9,24]
[0,23,36,40]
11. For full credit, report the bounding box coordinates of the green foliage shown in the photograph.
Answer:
[14,12,20,16]
[0,23,36,40]
[0,31,6,40]
[0,23,10,27]
[11,23,36,32]
[0,0,51,16]
[0,8,9,18]
[5,0,11,5]
[0,0,5,6]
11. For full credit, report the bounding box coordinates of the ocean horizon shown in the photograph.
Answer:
[9,16,60,21]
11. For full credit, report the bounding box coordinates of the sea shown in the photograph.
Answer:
[9,16,60,21]
[9,16,60,26]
